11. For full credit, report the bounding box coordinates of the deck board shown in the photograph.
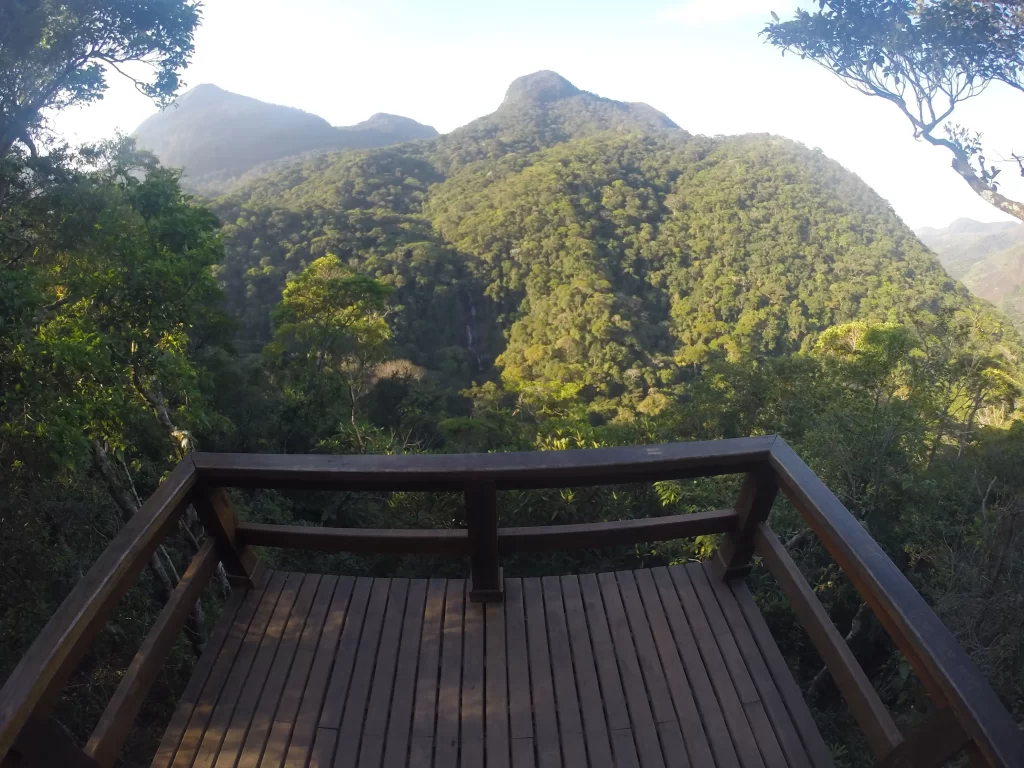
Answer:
[157,565,832,767]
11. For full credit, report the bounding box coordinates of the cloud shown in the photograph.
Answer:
[657,0,784,26]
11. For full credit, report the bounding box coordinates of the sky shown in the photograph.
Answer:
[53,0,1024,230]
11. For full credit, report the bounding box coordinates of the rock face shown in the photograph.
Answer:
[502,70,582,104]
[132,85,437,192]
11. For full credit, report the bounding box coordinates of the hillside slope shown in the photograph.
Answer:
[132,84,437,192]
[211,71,1006,411]
[918,219,1024,329]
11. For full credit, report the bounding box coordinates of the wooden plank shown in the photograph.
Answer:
[434,580,466,768]
[511,737,536,768]
[282,576,356,768]
[497,508,736,554]
[874,707,970,768]
[274,575,338,726]
[236,574,321,768]
[206,574,303,768]
[614,571,679,725]
[308,728,336,768]
[596,571,665,768]
[484,599,510,768]
[9,716,98,768]
[462,597,486,766]
[237,522,470,555]
[770,439,1023,767]
[333,578,393,768]
[192,486,259,588]
[411,579,446,746]
[357,579,411,768]
[540,577,585,768]
[713,465,778,579]
[577,574,638,768]
[467,482,502,601]
[730,581,834,768]
[754,524,901,759]
[172,571,286,768]
[317,577,373,728]
[382,580,429,768]
[503,580,533,743]
[190,437,776,491]
[522,578,561,768]
[558,576,612,768]
[688,563,788,768]
[632,569,714,768]
[650,567,738,768]
[258,721,292,768]
[152,584,248,768]
[86,539,219,767]
[667,565,765,768]
[707,572,815,768]
[0,457,195,763]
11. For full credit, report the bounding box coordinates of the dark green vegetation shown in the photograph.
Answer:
[764,0,1024,223]
[919,219,1024,330]
[2,42,1024,768]
[133,84,437,193]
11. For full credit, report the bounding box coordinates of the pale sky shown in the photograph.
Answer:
[53,0,1024,230]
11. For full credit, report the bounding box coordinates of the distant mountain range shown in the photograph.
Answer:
[132,84,437,192]
[917,219,1024,329]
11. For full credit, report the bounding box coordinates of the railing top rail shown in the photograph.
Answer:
[769,438,1024,768]
[190,435,777,491]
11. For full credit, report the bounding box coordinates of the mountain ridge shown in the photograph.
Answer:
[132,84,437,192]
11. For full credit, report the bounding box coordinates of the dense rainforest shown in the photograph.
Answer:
[2,64,1024,767]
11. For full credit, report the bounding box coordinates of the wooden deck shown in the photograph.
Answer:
[153,563,832,768]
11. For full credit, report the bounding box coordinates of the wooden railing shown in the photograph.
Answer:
[0,436,1020,767]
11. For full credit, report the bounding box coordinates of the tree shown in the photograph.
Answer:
[264,255,392,450]
[0,0,201,158]
[764,0,1024,221]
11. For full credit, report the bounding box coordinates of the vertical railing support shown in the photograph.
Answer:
[192,486,261,589]
[713,463,778,580]
[466,481,502,602]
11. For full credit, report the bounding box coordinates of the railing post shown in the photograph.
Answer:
[192,486,261,589]
[713,463,778,580]
[466,481,502,602]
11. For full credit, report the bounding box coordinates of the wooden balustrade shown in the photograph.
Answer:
[0,437,1020,767]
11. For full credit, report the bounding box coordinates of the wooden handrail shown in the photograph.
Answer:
[755,523,902,758]
[0,458,197,763]
[3,438,1021,767]
[769,438,1024,768]
[189,436,775,491]
[85,540,219,767]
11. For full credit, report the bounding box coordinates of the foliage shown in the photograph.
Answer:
[0,0,201,157]
[764,0,1024,221]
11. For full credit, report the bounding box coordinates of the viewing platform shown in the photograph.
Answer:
[1,437,1021,768]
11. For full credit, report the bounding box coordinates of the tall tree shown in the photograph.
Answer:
[0,0,200,158]
[764,0,1024,221]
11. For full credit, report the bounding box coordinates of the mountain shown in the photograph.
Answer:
[132,84,437,192]
[209,71,1010,412]
[917,218,1024,329]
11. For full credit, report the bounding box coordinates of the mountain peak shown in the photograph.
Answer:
[502,71,581,105]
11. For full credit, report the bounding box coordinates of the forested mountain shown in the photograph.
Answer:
[918,219,1024,330]
[213,71,997,418]
[132,84,437,192]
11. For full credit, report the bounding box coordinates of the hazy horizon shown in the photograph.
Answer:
[50,0,1024,231]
